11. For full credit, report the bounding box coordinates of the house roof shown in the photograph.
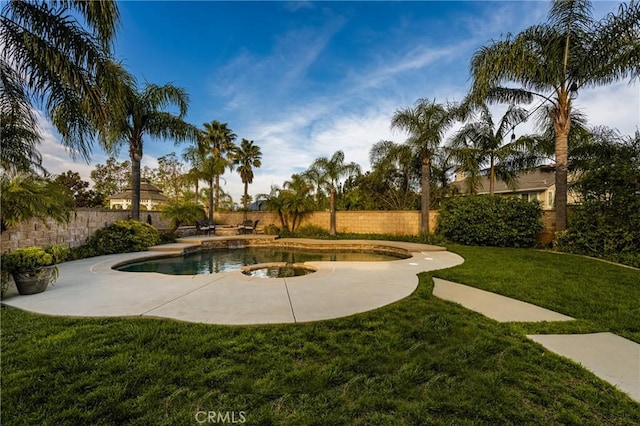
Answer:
[452,167,556,194]
[109,181,168,201]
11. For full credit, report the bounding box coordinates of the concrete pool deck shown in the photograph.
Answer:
[1,238,464,324]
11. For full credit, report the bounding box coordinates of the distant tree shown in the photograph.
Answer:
[90,157,131,200]
[366,140,420,210]
[54,171,104,208]
[447,104,540,194]
[308,151,361,235]
[281,174,314,232]
[154,152,187,201]
[200,121,237,221]
[469,0,640,230]
[230,139,262,215]
[257,185,288,231]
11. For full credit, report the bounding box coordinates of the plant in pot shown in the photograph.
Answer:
[1,245,66,295]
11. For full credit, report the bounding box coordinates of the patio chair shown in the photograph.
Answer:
[239,219,258,234]
[196,219,215,236]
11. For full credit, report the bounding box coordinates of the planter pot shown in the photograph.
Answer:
[12,265,55,295]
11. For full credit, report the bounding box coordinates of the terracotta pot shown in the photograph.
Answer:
[12,265,55,295]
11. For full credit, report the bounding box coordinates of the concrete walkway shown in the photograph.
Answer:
[432,277,639,403]
[1,240,463,325]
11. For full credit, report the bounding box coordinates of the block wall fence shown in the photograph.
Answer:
[1,209,556,253]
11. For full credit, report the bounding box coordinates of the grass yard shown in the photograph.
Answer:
[436,245,640,344]
[2,246,639,424]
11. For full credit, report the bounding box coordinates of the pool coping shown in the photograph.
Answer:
[1,237,464,325]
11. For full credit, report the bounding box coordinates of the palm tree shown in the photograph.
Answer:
[182,141,209,205]
[200,121,237,220]
[309,151,361,235]
[469,0,640,231]
[0,61,42,173]
[1,0,123,159]
[257,185,288,231]
[230,139,262,216]
[282,174,314,232]
[447,104,540,194]
[391,99,453,234]
[1,172,74,232]
[104,82,199,221]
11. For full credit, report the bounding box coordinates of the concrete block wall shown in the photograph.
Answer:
[1,209,556,252]
[0,210,171,253]
[215,210,436,235]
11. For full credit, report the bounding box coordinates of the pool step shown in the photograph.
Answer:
[148,243,199,254]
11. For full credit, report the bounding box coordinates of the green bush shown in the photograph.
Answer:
[436,195,543,247]
[554,130,640,268]
[83,220,161,255]
[294,224,329,237]
[160,202,206,231]
[1,247,54,273]
[262,224,280,235]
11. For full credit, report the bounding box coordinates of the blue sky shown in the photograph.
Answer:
[40,1,639,203]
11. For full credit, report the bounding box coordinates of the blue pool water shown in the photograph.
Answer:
[116,246,405,275]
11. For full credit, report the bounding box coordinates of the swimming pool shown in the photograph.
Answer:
[116,246,408,275]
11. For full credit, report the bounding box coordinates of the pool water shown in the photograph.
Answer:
[116,246,405,275]
[242,266,315,278]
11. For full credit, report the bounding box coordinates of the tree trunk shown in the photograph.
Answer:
[489,156,495,195]
[208,178,214,223]
[329,186,337,236]
[130,140,142,221]
[243,181,249,221]
[421,153,430,234]
[554,91,572,232]
[214,174,220,212]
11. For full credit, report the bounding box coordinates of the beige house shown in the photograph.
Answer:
[109,181,168,211]
[452,167,578,210]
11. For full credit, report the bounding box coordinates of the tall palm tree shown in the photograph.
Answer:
[230,138,262,215]
[200,121,237,220]
[391,99,453,234]
[1,0,123,159]
[469,0,640,231]
[104,82,199,221]
[309,151,361,235]
[447,104,540,194]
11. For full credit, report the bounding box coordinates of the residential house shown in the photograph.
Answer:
[109,181,168,210]
[451,166,578,210]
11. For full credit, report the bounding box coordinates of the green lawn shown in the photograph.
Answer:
[436,245,640,343]
[2,246,639,424]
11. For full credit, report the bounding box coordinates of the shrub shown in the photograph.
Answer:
[2,246,54,273]
[262,224,280,235]
[160,202,206,231]
[554,129,640,268]
[436,195,543,247]
[84,220,161,255]
[294,224,329,238]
